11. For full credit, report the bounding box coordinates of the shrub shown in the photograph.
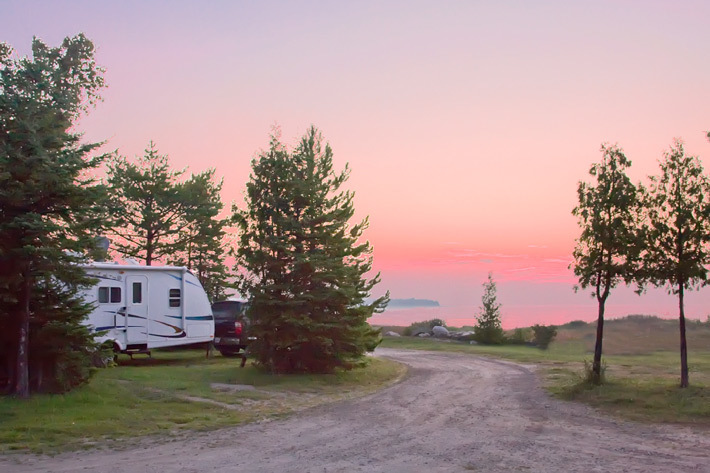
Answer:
[506,328,529,345]
[531,324,558,350]
[582,359,607,385]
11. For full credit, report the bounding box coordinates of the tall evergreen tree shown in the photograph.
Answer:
[169,169,232,302]
[571,144,641,385]
[106,142,187,265]
[234,127,388,373]
[642,140,710,388]
[473,273,504,344]
[0,35,107,396]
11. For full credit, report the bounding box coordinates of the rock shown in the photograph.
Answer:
[418,332,431,337]
[469,340,478,345]
[432,325,450,338]
[384,331,401,337]
[449,330,475,341]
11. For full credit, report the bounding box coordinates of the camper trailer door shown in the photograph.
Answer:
[126,275,149,345]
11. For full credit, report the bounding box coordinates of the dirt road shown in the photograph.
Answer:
[3,348,710,472]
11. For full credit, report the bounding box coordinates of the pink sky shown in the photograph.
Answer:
[5,1,710,327]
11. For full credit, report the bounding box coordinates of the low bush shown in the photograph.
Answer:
[506,328,531,345]
[582,359,607,385]
[402,319,446,336]
[531,324,557,349]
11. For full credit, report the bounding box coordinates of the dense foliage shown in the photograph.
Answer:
[0,35,107,396]
[531,324,557,350]
[168,169,232,302]
[107,144,231,298]
[234,127,388,373]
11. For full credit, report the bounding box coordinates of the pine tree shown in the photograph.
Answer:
[234,127,388,373]
[169,169,232,302]
[0,35,107,396]
[642,140,710,388]
[473,273,505,344]
[106,142,187,265]
[571,144,641,385]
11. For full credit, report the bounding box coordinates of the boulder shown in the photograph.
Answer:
[432,325,450,338]
[417,332,431,338]
[411,328,430,337]
[384,331,401,337]
[449,330,475,341]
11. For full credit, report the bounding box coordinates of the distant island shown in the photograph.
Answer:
[387,298,440,308]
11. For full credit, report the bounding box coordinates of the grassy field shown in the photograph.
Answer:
[0,350,406,453]
[379,315,710,425]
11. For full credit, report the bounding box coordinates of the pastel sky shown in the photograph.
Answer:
[4,1,710,327]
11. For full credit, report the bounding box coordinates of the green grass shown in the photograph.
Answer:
[0,350,405,453]
[380,318,710,426]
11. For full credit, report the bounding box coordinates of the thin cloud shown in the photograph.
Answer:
[506,267,536,273]
[449,250,528,259]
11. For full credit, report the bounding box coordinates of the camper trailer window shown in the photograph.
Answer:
[132,282,142,303]
[98,287,109,303]
[110,287,121,303]
[169,289,181,307]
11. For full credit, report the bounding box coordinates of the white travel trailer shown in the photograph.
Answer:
[80,262,214,354]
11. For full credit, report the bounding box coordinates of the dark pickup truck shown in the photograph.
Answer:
[212,300,252,357]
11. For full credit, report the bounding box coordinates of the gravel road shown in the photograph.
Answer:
[3,348,710,472]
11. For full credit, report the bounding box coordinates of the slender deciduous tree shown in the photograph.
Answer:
[0,35,107,396]
[642,140,710,388]
[473,273,504,344]
[234,127,388,373]
[572,144,641,385]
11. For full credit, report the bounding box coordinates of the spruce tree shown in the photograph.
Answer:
[0,35,107,396]
[234,127,388,373]
[169,169,232,302]
[473,273,505,344]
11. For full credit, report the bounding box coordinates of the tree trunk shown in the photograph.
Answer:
[679,283,689,388]
[592,296,606,385]
[146,234,153,266]
[13,265,31,398]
